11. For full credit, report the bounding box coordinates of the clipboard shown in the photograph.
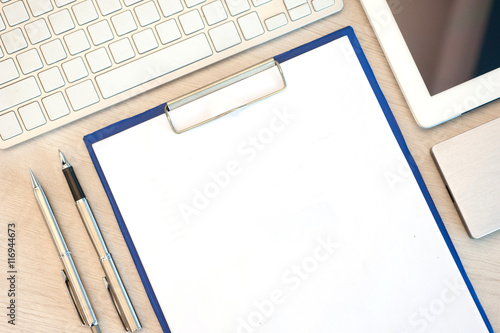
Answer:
[84,27,492,332]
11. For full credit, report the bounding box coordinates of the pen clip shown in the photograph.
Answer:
[103,276,130,331]
[61,269,85,326]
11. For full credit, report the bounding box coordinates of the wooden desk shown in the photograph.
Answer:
[1,1,499,332]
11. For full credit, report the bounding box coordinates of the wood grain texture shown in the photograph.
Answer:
[1,1,499,332]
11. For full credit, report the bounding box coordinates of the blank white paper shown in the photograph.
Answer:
[92,36,488,333]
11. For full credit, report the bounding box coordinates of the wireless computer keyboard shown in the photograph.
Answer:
[0,0,343,148]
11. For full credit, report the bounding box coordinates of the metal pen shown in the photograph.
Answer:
[59,151,142,332]
[29,169,101,333]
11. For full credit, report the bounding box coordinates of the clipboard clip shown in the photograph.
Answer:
[165,58,287,134]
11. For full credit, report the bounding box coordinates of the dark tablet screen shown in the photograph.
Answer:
[388,0,500,96]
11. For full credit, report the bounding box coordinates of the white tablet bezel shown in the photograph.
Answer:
[361,0,500,128]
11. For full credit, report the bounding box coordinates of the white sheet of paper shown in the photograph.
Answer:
[93,36,488,333]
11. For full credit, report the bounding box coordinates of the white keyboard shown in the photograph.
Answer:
[0,0,343,148]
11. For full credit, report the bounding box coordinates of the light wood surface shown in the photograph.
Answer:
[1,1,499,332]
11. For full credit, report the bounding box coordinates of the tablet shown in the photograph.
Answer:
[361,0,500,127]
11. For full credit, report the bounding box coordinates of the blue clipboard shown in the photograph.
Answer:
[84,27,492,332]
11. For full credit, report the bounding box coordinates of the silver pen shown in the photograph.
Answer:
[59,151,142,332]
[29,169,101,333]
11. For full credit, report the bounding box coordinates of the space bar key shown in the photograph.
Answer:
[96,34,213,99]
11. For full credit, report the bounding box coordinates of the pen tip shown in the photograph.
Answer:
[59,149,70,168]
[29,169,40,189]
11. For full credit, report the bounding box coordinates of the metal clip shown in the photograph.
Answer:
[61,269,85,326]
[103,276,130,331]
[165,58,287,134]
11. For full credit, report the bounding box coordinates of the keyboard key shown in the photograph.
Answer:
[40,39,67,64]
[109,38,135,63]
[0,58,19,85]
[0,14,5,31]
[157,0,183,17]
[251,0,271,6]
[185,0,205,8]
[225,0,250,16]
[1,28,28,54]
[18,102,46,130]
[25,18,52,44]
[17,49,43,74]
[49,9,75,35]
[179,10,204,35]
[135,1,160,26]
[238,12,263,40]
[202,1,227,26]
[124,0,142,5]
[64,29,90,55]
[39,67,65,92]
[66,80,99,111]
[0,77,41,112]
[132,28,158,54]
[209,21,241,52]
[0,112,22,140]
[88,20,114,45]
[72,0,98,25]
[156,19,181,44]
[86,47,112,72]
[62,57,88,82]
[265,13,287,31]
[26,0,53,16]
[96,33,212,98]
[312,0,334,11]
[3,1,29,26]
[0,47,3,57]
[284,0,306,9]
[289,3,311,21]
[111,11,137,36]
[55,0,76,7]
[95,0,122,16]
[42,92,70,120]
